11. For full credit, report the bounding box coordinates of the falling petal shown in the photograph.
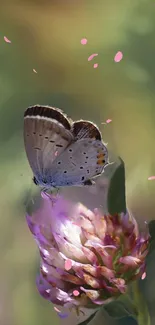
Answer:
[141,272,146,280]
[54,306,61,313]
[81,38,87,45]
[148,176,155,180]
[114,51,123,63]
[65,259,72,271]
[55,151,58,157]
[93,63,98,69]
[88,53,98,61]
[4,36,11,43]
[106,119,112,124]
[73,290,80,296]
[33,69,37,73]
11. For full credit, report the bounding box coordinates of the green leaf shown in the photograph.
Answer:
[107,157,127,215]
[77,311,98,325]
[148,220,155,241]
[148,220,155,256]
[103,300,134,319]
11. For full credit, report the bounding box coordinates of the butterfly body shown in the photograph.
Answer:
[24,105,108,189]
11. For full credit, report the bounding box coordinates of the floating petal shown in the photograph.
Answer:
[114,51,123,62]
[4,36,11,43]
[81,38,87,45]
[88,53,98,61]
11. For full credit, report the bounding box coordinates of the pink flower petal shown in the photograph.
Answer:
[114,51,123,63]
[33,69,37,73]
[148,176,155,180]
[81,38,87,45]
[106,119,112,124]
[88,53,98,61]
[65,259,72,271]
[93,63,98,69]
[73,290,80,296]
[141,272,146,280]
[4,36,11,43]
[119,256,141,266]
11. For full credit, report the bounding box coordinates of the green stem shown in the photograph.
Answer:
[131,281,151,325]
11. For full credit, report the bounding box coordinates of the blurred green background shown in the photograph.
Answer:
[0,0,155,324]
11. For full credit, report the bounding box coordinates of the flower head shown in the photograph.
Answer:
[26,193,149,310]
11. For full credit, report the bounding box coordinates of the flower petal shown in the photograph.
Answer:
[119,256,141,266]
[53,233,88,262]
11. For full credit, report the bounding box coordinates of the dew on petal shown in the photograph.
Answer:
[73,290,80,296]
[88,53,98,61]
[114,51,123,63]
[81,38,87,45]
[4,36,11,43]
[54,306,61,313]
[148,176,155,180]
[93,63,98,69]
[65,259,72,271]
[33,69,37,73]
[141,272,146,280]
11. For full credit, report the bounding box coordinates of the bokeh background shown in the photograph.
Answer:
[0,0,155,324]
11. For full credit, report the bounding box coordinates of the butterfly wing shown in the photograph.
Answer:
[48,138,108,187]
[24,105,74,185]
[71,120,102,140]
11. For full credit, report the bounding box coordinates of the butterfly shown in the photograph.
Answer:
[24,105,109,190]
